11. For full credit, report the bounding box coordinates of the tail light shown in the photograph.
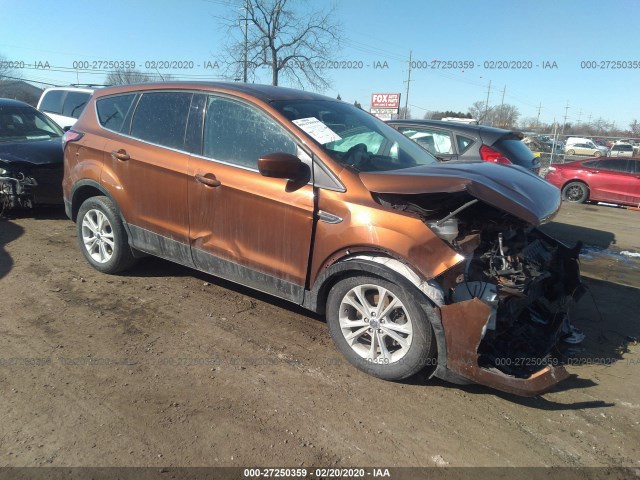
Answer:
[480,145,512,165]
[62,130,84,148]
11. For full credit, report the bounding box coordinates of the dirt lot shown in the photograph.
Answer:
[0,202,638,469]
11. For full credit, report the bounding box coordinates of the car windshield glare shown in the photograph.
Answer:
[271,99,438,172]
[0,105,64,142]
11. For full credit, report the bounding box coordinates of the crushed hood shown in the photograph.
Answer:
[0,138,63,167]
[359,162,561,226]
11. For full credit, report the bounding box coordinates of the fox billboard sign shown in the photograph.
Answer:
[371,93,401,109]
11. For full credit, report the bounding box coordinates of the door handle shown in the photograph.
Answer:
[111,149,130,161]
[195,173,221,187]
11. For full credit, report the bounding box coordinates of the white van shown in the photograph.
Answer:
[37,86,96,129]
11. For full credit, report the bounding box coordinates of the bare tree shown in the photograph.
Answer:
[219,0,342,89]
[105,68,155,85]
[468,100,491,123]
[493,103,520,128]
[0,53,20,81]
[396,106,411,120]
[629,119,640,136]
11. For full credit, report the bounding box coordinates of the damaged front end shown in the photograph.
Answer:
[0,159,63,216]
[376,188,583,396]
[0,162,39,214]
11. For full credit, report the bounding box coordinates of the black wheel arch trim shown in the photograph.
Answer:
[69,180,135,248]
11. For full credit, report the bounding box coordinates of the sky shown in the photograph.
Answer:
[1,0,639,129]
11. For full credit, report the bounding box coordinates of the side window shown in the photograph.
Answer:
[456,135,474,154]
[600,159,628,173]
[39,90,64,114]
[97,94,136,132]
[582,160,600,168]
[203,96,297,169]
[398,127,453,155]
[62,92,91,119]
[130,92,193,150]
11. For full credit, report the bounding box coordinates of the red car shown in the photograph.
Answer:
[545,158,640,206]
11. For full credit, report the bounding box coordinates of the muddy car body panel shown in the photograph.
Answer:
[63,82,582,396]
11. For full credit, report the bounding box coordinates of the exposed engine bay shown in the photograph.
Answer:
[0,167,38,214]
[376,191,583,380]
[0,160,62,216]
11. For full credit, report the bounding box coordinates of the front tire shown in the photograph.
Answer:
[593,151,601,157]
[562,181,589,203]
[77,196,137,274]
[326,275,437,380]
[566,149,575,155]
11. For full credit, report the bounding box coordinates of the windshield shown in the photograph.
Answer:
[0,104,64,143]
[271,99,438,172]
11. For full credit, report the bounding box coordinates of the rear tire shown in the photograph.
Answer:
[566,149,575,155]
[326,275,437,381]
[77,196,137,274]
[562,181,589,203]
[593,151,601,157]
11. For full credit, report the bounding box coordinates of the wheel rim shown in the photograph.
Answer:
[81,209,115,263]
[565,184,584,202]
[338,284,413,363]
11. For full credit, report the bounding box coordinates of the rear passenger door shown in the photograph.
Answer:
[187,94,315,302]
[101,91,195,266]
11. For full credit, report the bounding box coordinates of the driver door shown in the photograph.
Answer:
[187,95,315,302]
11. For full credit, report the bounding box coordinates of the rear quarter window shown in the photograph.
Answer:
[97,94,136,132]
[456,134,474,154]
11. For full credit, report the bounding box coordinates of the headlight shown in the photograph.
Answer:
[0,168,7,175]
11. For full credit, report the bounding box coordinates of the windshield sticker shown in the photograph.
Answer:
[292,117,342,144]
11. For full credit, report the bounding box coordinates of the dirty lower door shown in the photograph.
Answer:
[187,94,315,302]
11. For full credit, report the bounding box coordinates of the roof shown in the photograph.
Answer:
[387,119,517,136]
[92,81,337,103]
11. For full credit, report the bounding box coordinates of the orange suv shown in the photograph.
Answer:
[63,82,582,396]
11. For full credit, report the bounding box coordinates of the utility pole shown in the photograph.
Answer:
[577,109,582,124]
[403,51,412,119]
[560,101,569,138]
[499,85,506,127]
[483,80,491,123]
[536,102,542,129]
[243,0,249,83]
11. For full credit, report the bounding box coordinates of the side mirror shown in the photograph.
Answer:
[258,152,304,180]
